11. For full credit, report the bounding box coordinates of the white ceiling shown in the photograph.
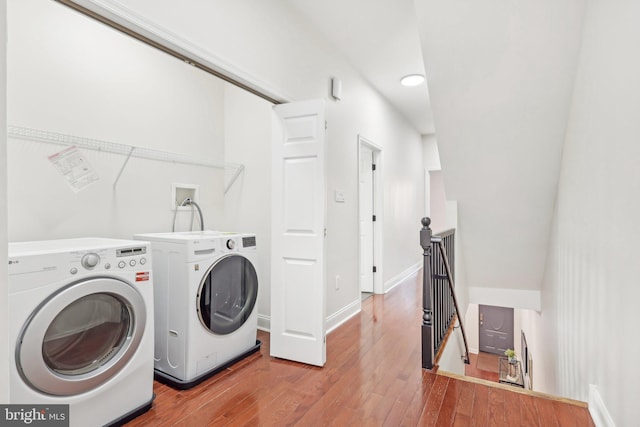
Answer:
[291,0,588,297]
[287,0,435,135]
[414,0,586,293]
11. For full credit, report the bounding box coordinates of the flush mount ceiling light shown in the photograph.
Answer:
[400,74,425,87]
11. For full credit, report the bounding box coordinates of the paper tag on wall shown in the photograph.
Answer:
[48,145,100,193]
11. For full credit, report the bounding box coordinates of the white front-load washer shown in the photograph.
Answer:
[133,230,260,389]
[8,238,154,427]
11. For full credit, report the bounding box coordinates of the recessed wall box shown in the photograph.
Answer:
[172,184,199,210]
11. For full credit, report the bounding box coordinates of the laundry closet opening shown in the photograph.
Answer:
[7,0,275,328]
[53,0,283,106]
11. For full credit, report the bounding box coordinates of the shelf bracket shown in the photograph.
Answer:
[224,164,245,194]
[113,146,136,189]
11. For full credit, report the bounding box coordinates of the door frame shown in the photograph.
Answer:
[357,135,383,295]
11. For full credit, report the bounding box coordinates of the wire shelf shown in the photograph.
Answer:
[8,125,245,191]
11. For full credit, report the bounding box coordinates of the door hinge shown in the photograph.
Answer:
[372,215,377,222]
[373,266,377,273]
[325,120,328,130]
[372,164,376,171]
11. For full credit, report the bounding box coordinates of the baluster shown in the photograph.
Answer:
[420,217,434,369]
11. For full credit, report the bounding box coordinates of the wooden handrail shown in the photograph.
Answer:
[435,240,470,364]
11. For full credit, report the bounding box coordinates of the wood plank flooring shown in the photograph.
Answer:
[465,353,499,383]
[125,273,594,426]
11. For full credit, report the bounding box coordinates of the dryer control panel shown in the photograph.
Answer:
[71,245,149,274]
[8,238,152,293]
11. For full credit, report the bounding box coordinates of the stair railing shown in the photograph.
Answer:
[420,217,470,370]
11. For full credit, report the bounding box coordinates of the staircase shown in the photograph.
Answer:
[418,217,595,425]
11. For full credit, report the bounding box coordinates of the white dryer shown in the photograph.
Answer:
[133,230,260,389]
[8,238,154,427]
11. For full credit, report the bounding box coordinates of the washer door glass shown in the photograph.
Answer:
[43,293,130,375]
[198,255,258,335]
[17,278,147,396]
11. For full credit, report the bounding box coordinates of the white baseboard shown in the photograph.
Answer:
[326,298,361,334]
[384,261,421,293]
[258,300,361,336]
[257,314,270,332]
[469,347,479,354]
[589,384,616,427]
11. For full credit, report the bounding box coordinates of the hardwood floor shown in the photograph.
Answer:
[126,273,594,426]
[464,353,500,383]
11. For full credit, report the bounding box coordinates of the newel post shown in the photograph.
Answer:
[420,217,434,369]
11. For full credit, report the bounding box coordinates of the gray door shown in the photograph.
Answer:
[479,305,514,355]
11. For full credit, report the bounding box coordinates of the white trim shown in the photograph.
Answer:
[326,298,361,334]
[357,135,384,294]
[257,314,270,332]
[469,347,479,355]
[589,384,616,427]
[260,297,361,337]
[468,287,541,312]
[384,261,422,293]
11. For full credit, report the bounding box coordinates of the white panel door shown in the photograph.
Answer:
[359,145,374,293]
[271,99,326,367]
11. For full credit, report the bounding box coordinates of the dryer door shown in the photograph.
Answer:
[197,254,258,335]
[17,277,146,396]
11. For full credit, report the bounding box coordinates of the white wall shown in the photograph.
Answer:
[415,0,586,293]
[378,113,425,292]
[464,304,479,354]
[422,134,441,172]
[1,0,9,404]
[518,308,544,392]
[7,0,226,242]
[436,324,466,375]
[428,165,472,362]
[422,134,440,219]
[78,0,425,326]
[429,171,447,233]
[220,83,273,329]
[531,0,640,424]
[8,0,424,335]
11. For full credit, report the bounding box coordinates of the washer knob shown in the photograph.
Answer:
[81,253,100,269]
[226,239,236,250]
